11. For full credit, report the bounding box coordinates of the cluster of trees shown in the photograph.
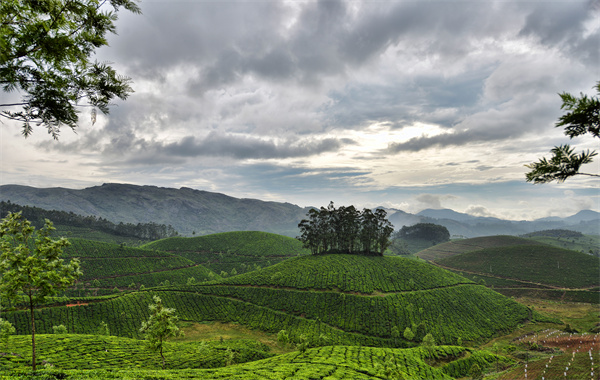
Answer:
[0,201,179,241]
[297,202,394,256]
[397,223,450,244]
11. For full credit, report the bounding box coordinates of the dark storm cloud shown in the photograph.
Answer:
[159,133,351,160]
[518,1,599,66]
[322,69,491,130]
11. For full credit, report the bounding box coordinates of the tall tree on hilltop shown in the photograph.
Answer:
[526,82,599,183]
[297,202,394,256]
[0,0,141,139]
[0,212,81,370]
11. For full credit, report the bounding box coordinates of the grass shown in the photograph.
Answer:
[175,321,292,354]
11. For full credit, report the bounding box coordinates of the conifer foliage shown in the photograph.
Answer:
[297,202,394,256]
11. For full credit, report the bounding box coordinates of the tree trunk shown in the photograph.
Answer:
[29,294,36,371]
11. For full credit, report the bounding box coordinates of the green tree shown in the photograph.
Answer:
[403,326,415,341]
[0,318,16,352]
[139,295,183,370]
[468,363,483,380]
[52,325,67,334]
[398,223,450,244]
[0,0,141,139]
[421,333,435,354]
[526,82,599,183]
[0,212,81,370]
[277,329,289,348]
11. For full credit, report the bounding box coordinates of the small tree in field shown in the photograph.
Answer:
[139,295,183,369]
[0,318,16,352]
[0,212,81,370]
[403,326,415,341]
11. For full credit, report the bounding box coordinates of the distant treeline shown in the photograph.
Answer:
[0,201,179,241]
[521,229,584,238]
[297,202,394,256]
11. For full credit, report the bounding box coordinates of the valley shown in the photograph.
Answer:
[0,201,598,379]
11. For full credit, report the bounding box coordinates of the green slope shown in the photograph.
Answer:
[416,235,545,262]
[141,231,310,275]
[436,245,600,289]
[64,238,219,290]
[0,344,512,380]
[4,255,552,348]
[0,334,272,371]
[220,254,472,292]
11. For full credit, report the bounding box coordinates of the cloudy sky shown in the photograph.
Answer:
[1,0,599,220]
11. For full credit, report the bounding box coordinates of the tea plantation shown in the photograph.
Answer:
[436,245,600,289]
[141,231,310,275]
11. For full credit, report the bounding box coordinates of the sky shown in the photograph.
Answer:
[1,0,599,221]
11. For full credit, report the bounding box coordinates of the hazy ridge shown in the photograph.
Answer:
[1,183,598,237]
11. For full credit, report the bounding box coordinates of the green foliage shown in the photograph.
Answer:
[142,231,310,275]
[468,363,483,380]
[0,0,141,138]
[60,238,218,290]
[221,254,472,293]
[277,329,289,348]
[403,327,415,341]
[52,325,67,334]
[526,81,600,183]
[417,235,542,262]
[0,212,81,370]
[0,318,16,351]
[0,334,273,371]
[97,321,109,336]
[0,201,179,243]
[422,333,435,351]
[437,245,600,289]
[297,202,394,255]
[139,296,184,369]
[398,223,450,244]
[0,344,514,379]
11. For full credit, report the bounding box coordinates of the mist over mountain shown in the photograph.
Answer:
[0,183,597,238]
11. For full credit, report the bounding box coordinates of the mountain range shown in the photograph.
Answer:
[0,183,598,237]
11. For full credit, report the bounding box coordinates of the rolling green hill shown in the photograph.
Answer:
[525,234,600,257]
[416,235,545,262]
[435,245,600,289]
[141,231,310,276]
[4,255,554,350]
[63,238,219,291]
[0,334,272,371]
[0,342,512,380]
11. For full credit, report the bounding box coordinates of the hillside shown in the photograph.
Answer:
[0,341,511,380]
[0,334,272,371]
[416,235,544,262]
[64,238,219,291]
[1,183,598,238]
[142,231,310,275]
[4,255,554,350]
[0,183,309,237]
[436,245,600,289]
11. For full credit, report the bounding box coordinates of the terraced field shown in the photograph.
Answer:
[436,245,600,289]
[0,342,512,380]
[416,235,543,262]
[3,255,554,349]
[142,231,310,275]
[63,239,219,290]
